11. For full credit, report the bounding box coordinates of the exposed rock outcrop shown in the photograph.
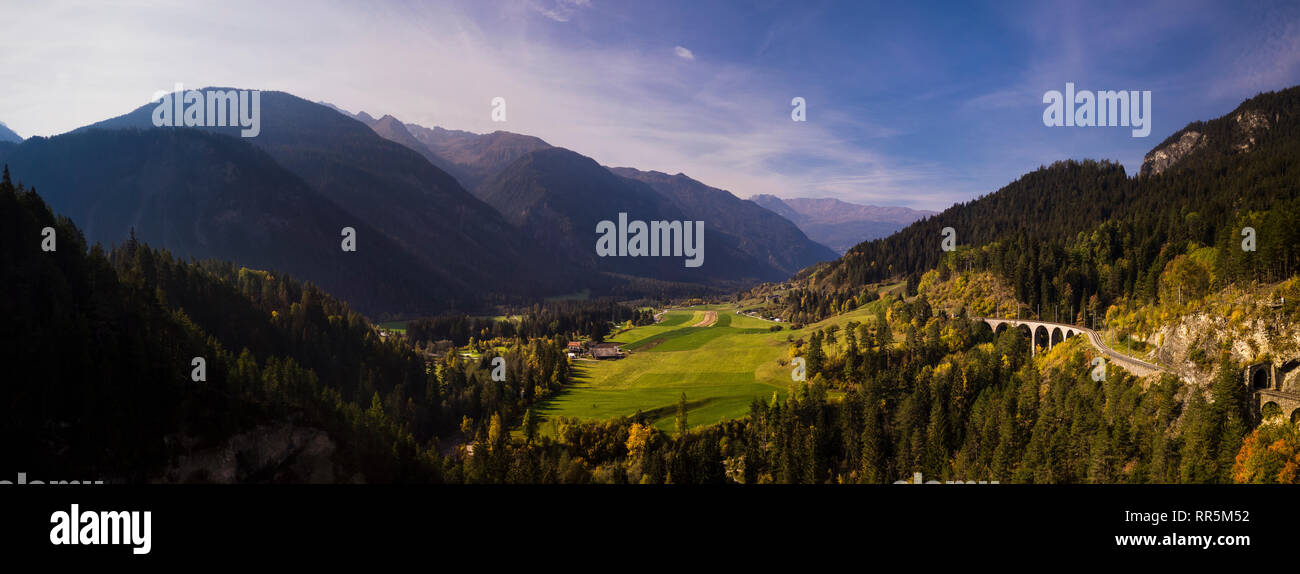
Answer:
[1232,109,1270,152]
[159,422,339,483]
[1140,130,1205,177]
[1152,298,1299,393]
[1139,107,1274,177]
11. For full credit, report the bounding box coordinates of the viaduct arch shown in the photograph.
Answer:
[975,317,1163,378]
[978,319,1300,424]
[1245,362,1300,423]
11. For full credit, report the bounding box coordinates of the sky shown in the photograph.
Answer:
[1,0,1298,211]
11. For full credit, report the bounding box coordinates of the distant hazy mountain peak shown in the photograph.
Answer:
[749,194,936,254]
[0,121,22,143]
[608,165,838,277]
[467,149,839,284]
[747,193,802,222]
[315,100,351,116]
[368,114,413,134]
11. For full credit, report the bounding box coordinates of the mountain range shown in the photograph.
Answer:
[0,89,846,316]
[749,194,935,254]
[790,86,1300,326]
[352,109,837,283]
[1,90,576,316]
[0,128,448,315]
[405,124,552,191]
[612,168,838,277]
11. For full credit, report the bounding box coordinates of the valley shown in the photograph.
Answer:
[537,306,792,433]
[9,1,1300,562]
[4,81,1300,485]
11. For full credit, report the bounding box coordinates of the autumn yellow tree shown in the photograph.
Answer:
[1232,421,1300,483]
[1159,254,1211,307]
[625,423,653,459]
[487,413,508,455]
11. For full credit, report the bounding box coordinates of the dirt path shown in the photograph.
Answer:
[691,311,718,327]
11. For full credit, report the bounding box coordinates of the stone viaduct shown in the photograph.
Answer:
[976,318,1300,423]
[1246,360,1300,423]
[974,317,1165,378]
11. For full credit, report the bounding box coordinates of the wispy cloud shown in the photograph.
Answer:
[527,0,591,22]
[1208,7,1300,101]
[0,0,941,206]
[2,0,1297,212]
[962,87,1036,111]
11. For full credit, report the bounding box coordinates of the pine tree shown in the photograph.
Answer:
[860,398,886,483]
[844,322,860,383]
[522,408,538,444]
[675,392,689,435]
[806,331,824,375]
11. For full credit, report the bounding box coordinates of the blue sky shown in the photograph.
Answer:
[2,0,1298,210]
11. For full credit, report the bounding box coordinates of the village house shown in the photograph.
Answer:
[566,341,584,359]
[590,342,623,360]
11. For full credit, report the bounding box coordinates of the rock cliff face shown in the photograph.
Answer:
[159,423,340,483]
[1151,298,1300,393]
[1140,130,1205,177]
[1139,108,1273,177]
[1231,109,1271,152]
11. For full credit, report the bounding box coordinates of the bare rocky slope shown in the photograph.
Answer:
[1140,107,1275,176]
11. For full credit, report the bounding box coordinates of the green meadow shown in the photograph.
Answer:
[377,320,407,333]
[536,302,886,434]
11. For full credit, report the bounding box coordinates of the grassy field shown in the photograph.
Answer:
[377,320,407,333]
[535,302,886,435]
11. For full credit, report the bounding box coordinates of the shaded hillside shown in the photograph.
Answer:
[404,123,552,191]
[355,113,468,183]
[273,105,830,288]
[0,168,439,481]
[76,89,572,308]
[477,147,773,285]
[0,130,447,316]
[611,167,837,275]
[0,121,21,143]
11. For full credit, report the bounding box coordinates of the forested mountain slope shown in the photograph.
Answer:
[0,129,448,317]
[796,87,1300,325]
[0,166,441,481]
[76,89,573,310]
